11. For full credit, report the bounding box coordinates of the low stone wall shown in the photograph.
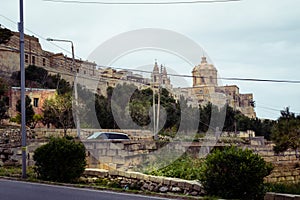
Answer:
[83,168,204,196]
[0,128,22,166]
[265,192,300,200]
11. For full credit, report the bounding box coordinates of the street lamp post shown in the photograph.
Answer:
[46,38,81,138]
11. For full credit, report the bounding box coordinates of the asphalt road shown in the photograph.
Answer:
[0,179,170,200]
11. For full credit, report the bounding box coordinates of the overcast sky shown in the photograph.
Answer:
[1,0,300,120]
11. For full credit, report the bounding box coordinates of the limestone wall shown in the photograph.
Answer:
[1,128,300,184]
[265,162,300,183]
[265,193,300,200]
[84,140,156,170]
[83,168,204,196]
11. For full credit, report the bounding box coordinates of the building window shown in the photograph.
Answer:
[25,54,29,63]
[33,98,39,107]
[84,70,86,75]
[77,69,79,73]
[32,56,36,65]
[201,77,205,84]
[210,76,213,83]
[42,58,46,66]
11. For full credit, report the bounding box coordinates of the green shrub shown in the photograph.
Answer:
[200,146,273,200]
[33,137,86,182]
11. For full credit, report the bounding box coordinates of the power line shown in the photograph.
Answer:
[43,0,241,5]
[0,14,82,60]
[110,66,300,84]
[256,105,281,112]
[256,104,300,115]
[2,14,300,84]
[2,38,300,84]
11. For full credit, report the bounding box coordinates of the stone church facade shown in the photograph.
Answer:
[173,56,256,118]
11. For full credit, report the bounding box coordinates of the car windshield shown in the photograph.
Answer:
[87,132,102,139]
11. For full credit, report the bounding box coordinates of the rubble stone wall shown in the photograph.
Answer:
[264,193,300,200]
[83,168,204,196]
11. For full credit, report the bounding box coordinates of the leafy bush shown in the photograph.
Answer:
[200,146,273,200]
[33,137,86,182]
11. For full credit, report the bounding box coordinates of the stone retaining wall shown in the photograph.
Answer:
[265,162,300,183]
[84,140,157,169]
[83,168,204,196]
[246,145,300,183]
[1,128,300,183]
[265,192,300,200]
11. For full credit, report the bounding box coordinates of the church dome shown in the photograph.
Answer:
[194,56,217,72]
[192,56,218,87]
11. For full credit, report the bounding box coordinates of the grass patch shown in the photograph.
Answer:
[0,166,37,179]
[144,154,204,180]
[266,182,300,195]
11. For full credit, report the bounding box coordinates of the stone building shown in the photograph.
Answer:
[8,87,56,117]
[0,30,97,81]
[0,29,151,97]
[174,56,256,118]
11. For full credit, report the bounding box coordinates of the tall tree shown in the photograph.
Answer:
[43,93,74,135]
[0,78,9,124]
[0,100,8,125]
[15,95,35,127]
[11,65,72,94]
[0,26,13,44]
[271,107,300,158]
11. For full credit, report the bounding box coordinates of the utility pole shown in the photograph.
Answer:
[71,43,81,139]
[234,94,237,136]
[19,0,27,179]
[156,65,163,134]
[152,83,156,138]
